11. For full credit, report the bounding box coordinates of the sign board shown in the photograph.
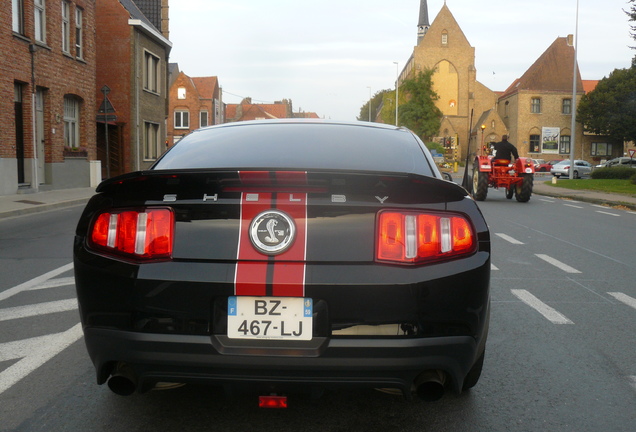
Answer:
[629,149,635,158]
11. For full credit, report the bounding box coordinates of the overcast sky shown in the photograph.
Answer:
[169,0,634,121]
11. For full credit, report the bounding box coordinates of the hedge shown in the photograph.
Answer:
[591,166,636,180]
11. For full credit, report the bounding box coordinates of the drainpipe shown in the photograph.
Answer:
[29,43,39,192]
[134,31,140,171]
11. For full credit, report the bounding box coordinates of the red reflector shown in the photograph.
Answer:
[259,395,288,409]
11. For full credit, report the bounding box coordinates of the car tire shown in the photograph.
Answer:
[515,174,533,202]
[462,350,485,391]
[573,170,579,179]
[472,165,488,201]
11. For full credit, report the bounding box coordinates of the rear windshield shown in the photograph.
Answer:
[153,122,434,176]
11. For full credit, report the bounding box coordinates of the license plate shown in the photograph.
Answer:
[227,296,313,340]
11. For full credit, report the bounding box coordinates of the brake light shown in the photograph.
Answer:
[89,208,174,260]
[377,211,476,264]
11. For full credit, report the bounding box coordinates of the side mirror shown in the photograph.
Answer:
[442,172,453,182]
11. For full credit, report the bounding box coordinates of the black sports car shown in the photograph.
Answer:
[74,120,490,402]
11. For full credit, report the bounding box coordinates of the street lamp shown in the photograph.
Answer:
[393,61,399,126]
[569,0,580,179]
[480,124,486,156]
[366,86,372,122]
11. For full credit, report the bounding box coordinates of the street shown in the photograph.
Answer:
[1,194,635,432]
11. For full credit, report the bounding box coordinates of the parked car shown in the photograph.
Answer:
[531,159,552,172]
[595,157,636,168]
[73,120,491,403]
[550,159,593,178]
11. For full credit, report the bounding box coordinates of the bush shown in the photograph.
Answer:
[631,172,636,185]
[591,166,636,179]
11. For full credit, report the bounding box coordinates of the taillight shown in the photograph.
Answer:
[377,211,476,264]
[89,208,174,261]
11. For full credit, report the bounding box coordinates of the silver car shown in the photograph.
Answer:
[596,157,636,169]
[550,159,593,178]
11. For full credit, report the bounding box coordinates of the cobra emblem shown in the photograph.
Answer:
[265,219,279,243]
[249,210,296,255]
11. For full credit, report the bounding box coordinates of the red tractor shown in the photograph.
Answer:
[471,156,535,202]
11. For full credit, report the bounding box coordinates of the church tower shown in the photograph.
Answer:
[417,0,430,44]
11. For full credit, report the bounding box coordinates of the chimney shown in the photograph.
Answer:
[567,34,574,46]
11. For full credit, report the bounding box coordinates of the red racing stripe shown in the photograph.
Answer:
[234,172,308,297]
[272,192,307,297]
[234,192,272,296]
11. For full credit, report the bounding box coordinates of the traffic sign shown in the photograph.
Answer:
[629,149,635,158]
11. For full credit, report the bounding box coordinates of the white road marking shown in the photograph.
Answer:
[0,323,83,395]
[0,299,78,322]
[592,204,607,209]
[0,263,73,302]
[31,277,75,290]
[608,292,636,310]
[491,264,499,271]
[535,254,581,273]
[511,289,574,324]
[629,376,636,393]
[596,211,620,217]
[539,198,555,202]
[495,233,524,245]
[564,204,583,209]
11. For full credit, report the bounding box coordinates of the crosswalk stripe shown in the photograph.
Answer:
[0,263,73,302]
[511,289,574,324]
[0,324,83,395]
[495,233,524,245]
[535,254,581,273]
[608,292,636,310]
[0,299,78,322]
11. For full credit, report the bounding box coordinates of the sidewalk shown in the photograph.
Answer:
[532,178,636,210]
[1,174,635,220]
[0,187,96,219]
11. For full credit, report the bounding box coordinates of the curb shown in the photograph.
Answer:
[0,197,90,220]
[533,188,636,211]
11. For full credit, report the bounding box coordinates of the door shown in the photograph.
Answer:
[35,88,45,183]
[14,84,25,184]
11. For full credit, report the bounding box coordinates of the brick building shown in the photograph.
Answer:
[497,36,617,163]
[95,0,171,178]
[167,68,222,145]
[1,0,97,195]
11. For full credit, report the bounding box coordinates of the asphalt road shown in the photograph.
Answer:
[0,195,634,432]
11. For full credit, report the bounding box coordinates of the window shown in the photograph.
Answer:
[591,142,612,157]
[177,87,186,99]
[559,135,571,154]
[529,134,541,153]
[34,0,46,43]
[75,7,83,59]
[562,98,572,115]
[174,111,189,129]
[144,122,160,160]
[200,111,208,127]
[64,96,80,148]
[12,0,24,34]
[441,31,448,45]
[144,51,160,93]
[62,1,70,53]
[531,98,541,114]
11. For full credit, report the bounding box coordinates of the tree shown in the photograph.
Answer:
[625,0,636,64]
[357,90,391,122]
[577,67,636,144]
[397,69,442,140]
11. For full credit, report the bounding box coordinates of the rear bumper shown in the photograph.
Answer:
[83,326,484,395]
